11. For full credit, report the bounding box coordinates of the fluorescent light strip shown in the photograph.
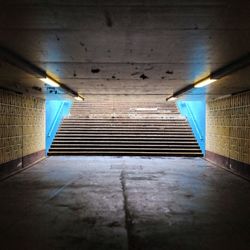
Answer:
[194,77,217,88]
[165,53,250,100]
[41,76,84,100]
[40,77,60,87]
[74,96,84,101]
[168,97,177,101]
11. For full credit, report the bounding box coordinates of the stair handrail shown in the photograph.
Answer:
[48,101,65,138]
[185,103,203,141]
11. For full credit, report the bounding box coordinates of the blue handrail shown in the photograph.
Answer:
[48,101,65,137]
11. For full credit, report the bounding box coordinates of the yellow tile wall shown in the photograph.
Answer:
[206,91,250,165]
[0,89,45,165]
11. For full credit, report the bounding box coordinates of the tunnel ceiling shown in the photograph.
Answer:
[0,0,249,99]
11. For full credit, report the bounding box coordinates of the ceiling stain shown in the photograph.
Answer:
[140,74,148,80]
[131,72,140,76]
[91,68,100,73]
[104,11,113,27]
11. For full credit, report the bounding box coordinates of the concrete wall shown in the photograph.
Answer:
[70,94,179,119]
[0,88,45,176]
[206,91,250,179]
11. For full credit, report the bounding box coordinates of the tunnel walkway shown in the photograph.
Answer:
[0,156,249,250]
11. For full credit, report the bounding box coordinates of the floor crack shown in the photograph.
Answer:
[120,170,134,250]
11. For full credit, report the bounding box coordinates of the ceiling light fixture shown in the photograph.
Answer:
[163,53,250,100]
[0,46,84,100]
[167,96,177,101]
[74,96,84,101]
[40,77,60,87]
[194,77,217,88]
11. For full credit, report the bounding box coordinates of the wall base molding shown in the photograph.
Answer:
[206,150,250,181]
[0,150,45,180]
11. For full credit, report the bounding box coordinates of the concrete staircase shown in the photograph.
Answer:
[48,100,202,156]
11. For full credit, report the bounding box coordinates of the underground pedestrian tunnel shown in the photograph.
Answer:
[0,1,249,249]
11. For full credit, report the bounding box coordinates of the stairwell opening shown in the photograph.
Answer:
[47,96,202,157]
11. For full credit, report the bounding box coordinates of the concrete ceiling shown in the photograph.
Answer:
[0,0,249,100]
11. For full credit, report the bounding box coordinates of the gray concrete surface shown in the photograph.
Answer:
[1,1,250,99]
[0,156,249,250]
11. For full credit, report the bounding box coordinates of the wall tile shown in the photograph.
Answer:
[206,91,250,165]
[0,89,45,165]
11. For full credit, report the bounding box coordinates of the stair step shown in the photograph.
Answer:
[60,124,190,127]
[55,135,195,138]
[56,130,194,134]
[64,118,184,120]
[57,131,194,137]
[53,138,197,142]
[48,151,202,156]
[50,147,201,150]
[61,123,189,127]
[63,119,188,126]
[59,127,192,130]
[56,134,194,137]
[58,129,192,133]
[63,118,186,121]
[51,144,200,148]
[54,140,197,146]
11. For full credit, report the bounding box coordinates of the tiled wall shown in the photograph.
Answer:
[206,91,250,174]
[0,88,45,167]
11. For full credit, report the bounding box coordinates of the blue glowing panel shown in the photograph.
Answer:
[45,100,72,154]
[177,99,206,154]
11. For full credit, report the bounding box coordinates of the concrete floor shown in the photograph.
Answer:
[0,157,249,250]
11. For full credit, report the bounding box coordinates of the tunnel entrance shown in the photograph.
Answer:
[48,96,202,156]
